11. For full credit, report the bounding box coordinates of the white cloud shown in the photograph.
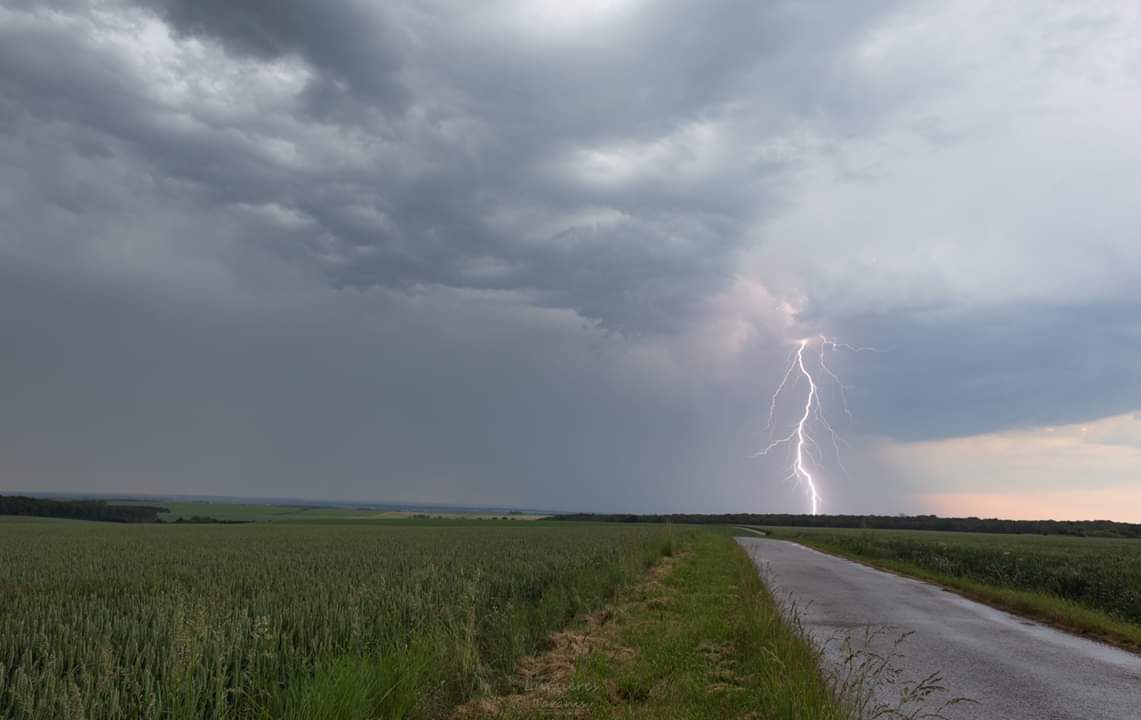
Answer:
[754,1,1141,317]
[881,412,1141,495]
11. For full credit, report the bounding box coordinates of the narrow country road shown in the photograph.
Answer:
[738,537,1141,720]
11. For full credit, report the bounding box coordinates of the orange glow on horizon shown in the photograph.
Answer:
[920,489,1141,523]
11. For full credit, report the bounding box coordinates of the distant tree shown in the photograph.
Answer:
[550,512,1141,538]
[0,495,167,523]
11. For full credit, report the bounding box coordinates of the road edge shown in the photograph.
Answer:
[768,536,1141,657]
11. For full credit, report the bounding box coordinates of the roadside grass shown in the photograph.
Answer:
[764,527,1141,652]
[456,530,845,720]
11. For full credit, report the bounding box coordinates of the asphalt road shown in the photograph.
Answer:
[738,537,1141,720]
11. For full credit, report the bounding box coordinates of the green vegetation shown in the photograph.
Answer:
[766,526,1141,649]
[556,512,1141,538]
[0,494,167,523]
[149,501,372,522]
[115,500,547,524]
[18,509,1076,719]
[458,531,844,719]
[0,520,676,719]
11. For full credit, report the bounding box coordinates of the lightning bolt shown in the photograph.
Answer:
[754,335,873,515]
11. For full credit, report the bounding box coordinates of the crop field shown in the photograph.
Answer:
[112,500,549,523]
[0,520,675,720]
[766,526,1141,646]
[116,501,390,522]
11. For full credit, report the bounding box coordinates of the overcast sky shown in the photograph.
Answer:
[3,1,1141,520]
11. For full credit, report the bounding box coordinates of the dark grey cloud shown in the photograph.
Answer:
[2,0,903,331]
[825,305,1141,443]
[0,259,807,512]
[2,0,1141,513]
[147,0,408,107]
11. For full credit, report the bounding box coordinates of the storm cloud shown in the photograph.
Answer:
[2,0,1140,517]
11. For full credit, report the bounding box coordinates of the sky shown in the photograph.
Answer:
[2,0,1141,520]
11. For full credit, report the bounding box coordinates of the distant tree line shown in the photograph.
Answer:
[172,516,250,524]
[552,513,1141,538]
[0,495,168,523]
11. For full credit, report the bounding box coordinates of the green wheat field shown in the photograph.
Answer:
[0,520,673,720]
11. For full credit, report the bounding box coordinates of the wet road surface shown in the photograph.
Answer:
[738,537,1141,720]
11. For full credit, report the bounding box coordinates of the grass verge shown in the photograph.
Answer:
[776,533,1141,654]
[454,530,844,719]
[279,530,683,720]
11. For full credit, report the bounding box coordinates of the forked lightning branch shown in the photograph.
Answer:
[754,336,873,515]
